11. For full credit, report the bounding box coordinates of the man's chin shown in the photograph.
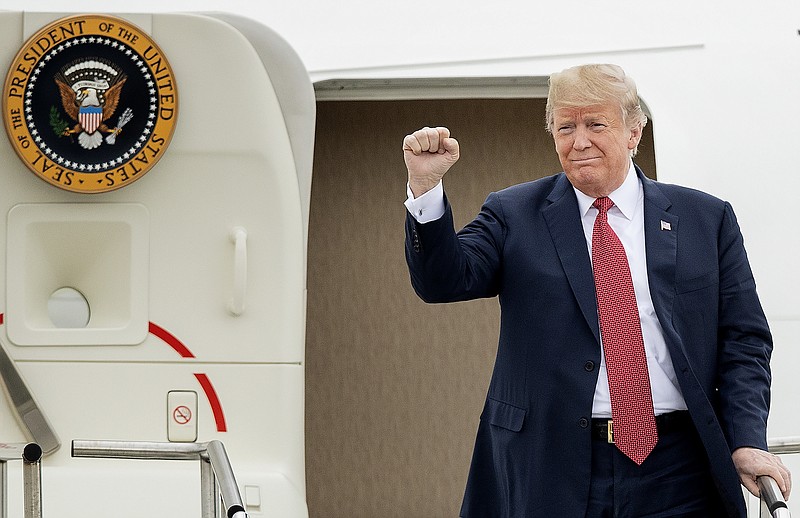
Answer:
[566,169,619,197]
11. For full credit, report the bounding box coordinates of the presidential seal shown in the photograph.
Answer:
[3,14,178,193]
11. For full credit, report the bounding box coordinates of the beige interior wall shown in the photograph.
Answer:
[306,97,656,518]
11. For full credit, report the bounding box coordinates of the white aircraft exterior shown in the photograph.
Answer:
[0,2,796,517]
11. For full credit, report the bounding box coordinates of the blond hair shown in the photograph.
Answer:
[545,64,647,155]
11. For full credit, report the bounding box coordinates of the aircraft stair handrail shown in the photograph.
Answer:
[72,439,247,518]
[759,476,791,518]
[0,442,43,518]
[0,342,60,455]
[769,437,800,456]
[757,436,800,518]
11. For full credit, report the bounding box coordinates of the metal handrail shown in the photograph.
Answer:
[72,440,205,460]
[205,441,246,516]
[769,436,800,456]
[759,436,800,518]
[759,476,790,518]
[72,439,249,518]
[0,442,43,518]
[0,343,60,455]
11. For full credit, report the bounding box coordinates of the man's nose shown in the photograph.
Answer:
[573,126,592,150]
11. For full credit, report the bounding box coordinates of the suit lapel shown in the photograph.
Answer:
[543,174,600,345]
[639,168,679,329]
[542,169,679,346]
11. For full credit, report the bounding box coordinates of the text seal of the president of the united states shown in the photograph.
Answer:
[3,14,178,193]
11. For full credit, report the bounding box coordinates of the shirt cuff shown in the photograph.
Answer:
[404,180,445,223]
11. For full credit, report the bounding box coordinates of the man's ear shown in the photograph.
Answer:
[628,123,643,150]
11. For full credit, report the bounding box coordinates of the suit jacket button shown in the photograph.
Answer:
[579,417,589,428]
[584,361,595,372]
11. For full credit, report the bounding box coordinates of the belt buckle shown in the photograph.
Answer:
[607,419,614,444]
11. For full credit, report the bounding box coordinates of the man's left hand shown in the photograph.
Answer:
[732,446,792,499]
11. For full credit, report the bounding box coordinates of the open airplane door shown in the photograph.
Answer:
[0,11,313,517]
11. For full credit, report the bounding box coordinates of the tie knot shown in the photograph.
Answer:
[593,197,614,214]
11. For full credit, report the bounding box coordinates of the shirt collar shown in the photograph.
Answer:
[573,161,640,220]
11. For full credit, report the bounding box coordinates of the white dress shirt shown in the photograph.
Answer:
[573,162,686,417]
[405,180,445,224]
[405,162,687,417]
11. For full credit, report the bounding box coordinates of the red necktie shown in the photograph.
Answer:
[592,197,658,465]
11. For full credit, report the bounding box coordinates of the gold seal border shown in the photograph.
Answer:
[2,14,179,193]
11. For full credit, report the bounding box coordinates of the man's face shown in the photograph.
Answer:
[552,102,642,198]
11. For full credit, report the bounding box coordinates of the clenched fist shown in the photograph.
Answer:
[403,126,460,198]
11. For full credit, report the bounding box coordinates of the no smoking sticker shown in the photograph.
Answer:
[172,405,192,425]
[167,390,197,442]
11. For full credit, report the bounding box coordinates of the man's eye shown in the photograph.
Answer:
[558,126,574,134]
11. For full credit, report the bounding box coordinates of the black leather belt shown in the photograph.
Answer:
[592,411,692,443]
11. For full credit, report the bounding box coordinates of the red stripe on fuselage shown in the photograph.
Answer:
[194,373,228,432]
[148,322,195,358]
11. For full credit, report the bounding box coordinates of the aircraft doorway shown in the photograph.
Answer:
[306,85,657,517]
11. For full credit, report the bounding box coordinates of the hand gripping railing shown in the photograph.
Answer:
[72,440,248,518]
[758,436,800,518]
[0,442,43,518]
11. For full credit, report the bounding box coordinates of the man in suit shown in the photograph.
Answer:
[403,64,791,517]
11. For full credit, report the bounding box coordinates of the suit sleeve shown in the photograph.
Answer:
[405,192,506,303]
[715,201,773,451]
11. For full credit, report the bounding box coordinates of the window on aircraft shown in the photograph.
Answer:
[48,287,91,328]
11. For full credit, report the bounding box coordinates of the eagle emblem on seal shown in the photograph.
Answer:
[54,58,132,150]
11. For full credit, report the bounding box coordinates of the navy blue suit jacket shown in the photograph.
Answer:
[405,167,772,517]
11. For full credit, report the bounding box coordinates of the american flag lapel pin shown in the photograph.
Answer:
[660,220,671,231]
